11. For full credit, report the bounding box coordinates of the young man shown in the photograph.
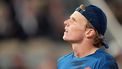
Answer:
[58,4,118,69]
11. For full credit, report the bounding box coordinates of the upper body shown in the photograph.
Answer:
[57,4,118,69]
[58,48,118,69]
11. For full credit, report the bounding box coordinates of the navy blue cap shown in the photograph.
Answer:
[75,5,108,48]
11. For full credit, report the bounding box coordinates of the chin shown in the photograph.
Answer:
[63,35,69,41]
[63,36,83,43]
[63,36,74,42]
[63,36,67,40]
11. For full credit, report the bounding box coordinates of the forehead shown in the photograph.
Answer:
[70,11,88,23]
[70,11,86,20]
[70,11,82,18]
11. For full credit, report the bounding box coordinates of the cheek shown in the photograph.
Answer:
[70,25,85,36]
[63,23,86,41]
[63,28,85,41]
[70,30,84,39]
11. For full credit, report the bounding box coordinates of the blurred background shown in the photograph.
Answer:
[0,0,122,69]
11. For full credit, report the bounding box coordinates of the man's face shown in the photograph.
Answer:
[63,11,88,43]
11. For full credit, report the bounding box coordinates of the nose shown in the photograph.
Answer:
[64,19,69,27]
[64,20,67,26]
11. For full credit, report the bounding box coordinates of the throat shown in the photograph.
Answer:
[72,44,99,58]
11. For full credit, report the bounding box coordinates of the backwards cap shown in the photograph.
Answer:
[75,4,108,48]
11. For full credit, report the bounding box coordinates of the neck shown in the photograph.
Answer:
[72,40,98,58]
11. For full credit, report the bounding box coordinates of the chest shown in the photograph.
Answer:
[58,57,98,69]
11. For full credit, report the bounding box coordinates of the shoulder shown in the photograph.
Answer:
[99,60,118,69]
[96,49,115,62]
[94,49,118,69]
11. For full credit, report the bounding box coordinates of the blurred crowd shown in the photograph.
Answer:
[0,0,81,69]
[105,0,122,25]
[0,0,122,69]
[0,0,66,40]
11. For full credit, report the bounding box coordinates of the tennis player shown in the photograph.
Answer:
[58,4,118,69]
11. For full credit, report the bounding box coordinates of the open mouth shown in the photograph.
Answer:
[64,30,68,33]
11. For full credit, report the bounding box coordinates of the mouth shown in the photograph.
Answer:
[64,27,68,33]
[64,30,68,33]
[65,30,68,32]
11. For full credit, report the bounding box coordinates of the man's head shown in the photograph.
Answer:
[63,4,107,48]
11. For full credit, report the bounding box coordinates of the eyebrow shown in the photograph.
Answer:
[70,17,76,21]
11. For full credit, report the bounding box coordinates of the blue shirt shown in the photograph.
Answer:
[58,48,118,69]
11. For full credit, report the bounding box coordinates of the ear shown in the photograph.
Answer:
[85,28,95,38]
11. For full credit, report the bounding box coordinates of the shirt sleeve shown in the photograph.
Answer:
[99,61,118,69]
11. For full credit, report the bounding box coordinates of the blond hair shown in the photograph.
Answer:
[86,22,103,48]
